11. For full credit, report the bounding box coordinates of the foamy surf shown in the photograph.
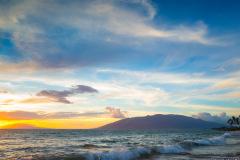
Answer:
[187,132,232,145]
[79,147,151,160]
[77,145,187,160]
[156,145,186,153]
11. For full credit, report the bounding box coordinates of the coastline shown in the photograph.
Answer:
[212,127,240,131]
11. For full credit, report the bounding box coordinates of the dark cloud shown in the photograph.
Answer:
[105,107,128,118]
[192,112,230,125]
[36,85,98,104]
[72,85,99,94]
[0,110,103,120]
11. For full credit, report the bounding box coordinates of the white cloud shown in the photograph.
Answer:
[210,78,240,91]
[1,68,239,108]
[105,107,128,118]
[197,91,240,100]
[192,112,230,125]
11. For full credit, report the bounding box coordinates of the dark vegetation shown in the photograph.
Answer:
[212,115,240,131]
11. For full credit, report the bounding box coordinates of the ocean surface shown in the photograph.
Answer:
[0,129,239,160]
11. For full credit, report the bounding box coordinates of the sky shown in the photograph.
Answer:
[0,0,240,129]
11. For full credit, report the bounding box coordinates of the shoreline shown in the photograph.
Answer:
[212,127,240,131]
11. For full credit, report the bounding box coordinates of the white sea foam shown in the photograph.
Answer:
[223,133,231,137]
[81,133,233,160]
[189,140,211,145]
[81,147,151,160]
[156,145,186,153]
[209,132,231,144]
[81,145,187,160]
[189,132,232,145]
[209,136,225,144]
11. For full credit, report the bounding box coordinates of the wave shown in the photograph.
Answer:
[17,132,232,160]
[77,133,232,160]
[156,145,186,153]
[77,145,186,160]
[186,132,231,145]
[78,147,151,160]
[231,131,240,136]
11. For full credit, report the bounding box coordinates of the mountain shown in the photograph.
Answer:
[98,114,225,129]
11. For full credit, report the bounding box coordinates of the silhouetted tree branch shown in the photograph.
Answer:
[227,115,240,128]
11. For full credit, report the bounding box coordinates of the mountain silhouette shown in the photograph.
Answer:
[98,114,224,129]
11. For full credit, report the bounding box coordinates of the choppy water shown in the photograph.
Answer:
[0,129,239,160]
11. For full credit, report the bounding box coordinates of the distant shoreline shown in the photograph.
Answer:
[212,127,240,131]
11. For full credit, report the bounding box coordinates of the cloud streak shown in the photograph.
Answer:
[0,110,103,120]
[0,90,8,94]
[97,69,219,85]
[36,85,98,104]
[0,123,49,129]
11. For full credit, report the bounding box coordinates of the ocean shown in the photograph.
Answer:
[0,129,239,160]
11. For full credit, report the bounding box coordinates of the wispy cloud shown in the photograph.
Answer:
[0,61,39,73]
[0,0,221,44]
[139,0,156,19]
[0,90,9,94]
[97,69,219,85]
[0,110,104,120]
[18,97,54,104]
[210,78,240,91]
[0,0,226,71]
[0,123,48,129]
[196,91,240,100]
[97,69,240,101]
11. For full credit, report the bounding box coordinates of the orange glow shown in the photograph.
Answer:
[0,117,119,129]
[0,110,121,129]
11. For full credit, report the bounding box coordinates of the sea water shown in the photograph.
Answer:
[0,129,239,160]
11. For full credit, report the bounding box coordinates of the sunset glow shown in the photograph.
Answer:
[0,0,239,129]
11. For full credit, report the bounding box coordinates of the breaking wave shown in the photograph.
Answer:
[156,145,186,153]
[80,147,151,160]
[187,132,231,145]
[78,145,186,160]
[16,132,232,160]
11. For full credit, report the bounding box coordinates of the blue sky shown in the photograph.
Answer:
[0,0,239,128]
